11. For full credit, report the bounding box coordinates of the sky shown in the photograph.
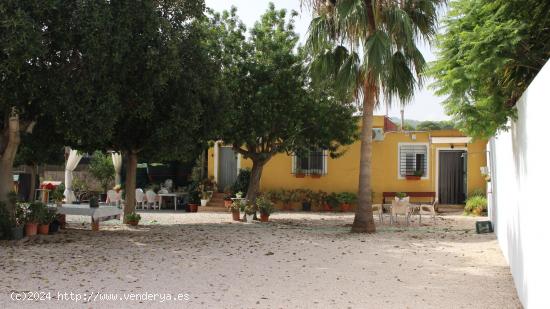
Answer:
[205,0,450,121]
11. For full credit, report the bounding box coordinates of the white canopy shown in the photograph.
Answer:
[431,137,472,144]
[112,152,123,186]
[64,149,83,203]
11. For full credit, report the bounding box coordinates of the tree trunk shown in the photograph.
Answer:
[27,163,37,201]
[0,113,22,219]
[245,159,266,205]
[351,82,377,233]
[123,150,138,223]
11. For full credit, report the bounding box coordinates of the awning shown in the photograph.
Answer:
[431,137,472,144]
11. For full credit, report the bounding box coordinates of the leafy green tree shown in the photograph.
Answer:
[88,151,115,194]
[305,0,443,233]
[430,0,550,138]
[0,1,113,210]
[213,4,358,203]
[75,1,221,219]
[416,120,455,131]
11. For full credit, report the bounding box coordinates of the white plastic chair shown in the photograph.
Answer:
[135,189,145,209]
[372,204,384,223]
[391,197,411,225]
[419,199,438,225]
[145,190,159,210]
[106,190,120,206]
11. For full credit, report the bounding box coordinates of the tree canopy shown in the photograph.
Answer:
[304,0,443,233]
[430,0,550,138]
[212,4,358,202]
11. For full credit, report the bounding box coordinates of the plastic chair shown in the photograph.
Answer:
[106,190,120,206]
[391,197,411,225]
[135,189,145,209]
[419,199,438,225]
[372,204,384,223]
[145,190,159,210]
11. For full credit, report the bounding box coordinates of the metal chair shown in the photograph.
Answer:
[390,197,412,225]
[419,198,438,225]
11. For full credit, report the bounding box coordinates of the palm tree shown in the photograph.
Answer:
[304,0,443,233]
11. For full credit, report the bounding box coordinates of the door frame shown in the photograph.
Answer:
[435,147,468,203]
[213,141,241,185]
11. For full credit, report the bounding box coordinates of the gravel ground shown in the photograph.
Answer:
[0,211,521,308]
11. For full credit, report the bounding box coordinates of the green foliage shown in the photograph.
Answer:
[430,0,550,138]
[125,212,141,222]
[265,190,283,203]
[256,196,275,215]
[26,202,47,224]
[231,169,251,196]
[337,192,357,204]
[326,193,340,210]
[211,4,358,201]
[88,151,115,193]
[51,184,65,203]
[415,120,455,131]
[464,196,488,215]
[229,200,242,212]
[470,188,486,198]
[244,202,257,215]
[395,192,407,199]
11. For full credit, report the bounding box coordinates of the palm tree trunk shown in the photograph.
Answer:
[351,82,377,233]
[123,150,138,222]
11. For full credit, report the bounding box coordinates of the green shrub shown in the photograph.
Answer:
[256,196,275,215]
[326,193,340,210]
[464,196,487,215]
[231,168,251,196]
[470,188,486,197]
[125,212,141,222]
[337,192,357,204]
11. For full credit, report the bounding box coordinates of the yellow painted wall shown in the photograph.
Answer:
[208,117,487,204]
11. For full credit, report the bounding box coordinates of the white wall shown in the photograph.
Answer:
[488,60,550,308]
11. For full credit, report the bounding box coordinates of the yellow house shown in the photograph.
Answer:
[208,116,487,205]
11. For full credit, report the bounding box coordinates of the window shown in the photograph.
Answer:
[292,148,327,175]
[398,144,428,177]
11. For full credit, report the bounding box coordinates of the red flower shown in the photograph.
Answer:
[42,183,56,191]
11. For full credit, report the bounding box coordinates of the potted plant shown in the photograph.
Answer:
[11,203,26,240]
[297,189,314,211]
[465,195,487,216]
[326,193,339,212]
[405,170,423,180]
[37,205,51,235]
[256,196,275,222]
[280,190,296,211]
[25,202,45,236]
[200,190,209,207]
[223,186,233,207]
[244,202,257,222]
[235,191,243,199]
[230,200,241,221]
[51,184,65,206]
[294,168,305,178]
[310,171,322,178]
[337,192,357,212]
[265,190,282,208]
[395,192,407,200]
[47,209,60,234]
[313,191,328,211]
[125,212,141,226]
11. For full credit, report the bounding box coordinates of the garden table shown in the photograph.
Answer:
[158,193,178,210]
[52,204,122,231]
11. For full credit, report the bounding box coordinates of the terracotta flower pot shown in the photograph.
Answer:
[127,221,139,226]
[189,203,198,213]
[232,210,240,221]
[38,224,50,235]
[322,204,331,212]
[260,213,269,222]
[224,200,233,207]
[472,207,482,216]
[295,173,305,178]
[340,203,351,212]
[91,222,100,231]
[405,175,421,180]
[25,223,38,236]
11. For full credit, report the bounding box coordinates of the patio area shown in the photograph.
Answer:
[0,210,521,308]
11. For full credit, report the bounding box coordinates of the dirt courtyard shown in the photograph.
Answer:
[0,211,521,308]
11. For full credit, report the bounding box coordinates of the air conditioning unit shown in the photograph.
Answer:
[372,128,384,141]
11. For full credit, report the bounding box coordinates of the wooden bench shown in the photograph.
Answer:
[382,192,436,206]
